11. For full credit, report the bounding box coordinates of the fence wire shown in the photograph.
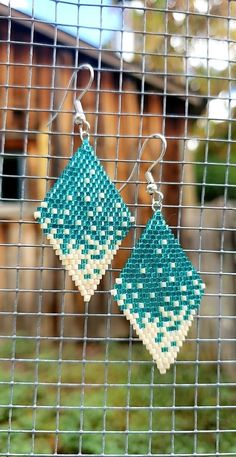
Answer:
[0,1,236,456]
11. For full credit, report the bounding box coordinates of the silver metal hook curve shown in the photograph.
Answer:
[46,63,94,128]
[119,133,167,193]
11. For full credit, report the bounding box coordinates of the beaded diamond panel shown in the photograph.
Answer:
[112,210,205,374]
[34,138,133,302]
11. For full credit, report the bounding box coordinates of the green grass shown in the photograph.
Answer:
[0,339,236,456]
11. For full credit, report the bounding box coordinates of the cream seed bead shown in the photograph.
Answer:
[34,211,41,219]
[132,292,138,299]
[180,285,187,292]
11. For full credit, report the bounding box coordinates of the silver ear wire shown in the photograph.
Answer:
[119,133,167,211]
[47,63,94,140]
[144,133,167,211]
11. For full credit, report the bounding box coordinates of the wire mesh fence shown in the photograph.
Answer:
[0,1,235,456]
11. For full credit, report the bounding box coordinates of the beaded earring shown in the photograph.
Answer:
[34,64,134,302]
[112,134,205,374]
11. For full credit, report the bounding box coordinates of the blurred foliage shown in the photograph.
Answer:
[111,0,236,201]
[112,0,236,95]
[195,117,236,201]
[0,341,236,455]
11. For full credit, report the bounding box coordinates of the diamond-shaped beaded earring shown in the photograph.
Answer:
[34,64,133,302]
[112,134,205,374]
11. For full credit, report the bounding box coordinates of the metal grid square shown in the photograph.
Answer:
[0,1,235,456]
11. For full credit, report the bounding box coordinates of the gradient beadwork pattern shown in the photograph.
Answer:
[34,138,133,302]
[112,210,205,374]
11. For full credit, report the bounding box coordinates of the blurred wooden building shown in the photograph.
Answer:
[0,5,204,338]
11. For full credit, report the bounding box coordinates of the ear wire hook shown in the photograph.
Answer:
[47,63,94,140]
[119,133,167,211]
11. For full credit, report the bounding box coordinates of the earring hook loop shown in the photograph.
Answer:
[144,133,167,184]
[119,133,167,198]
[47,63,94,140]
